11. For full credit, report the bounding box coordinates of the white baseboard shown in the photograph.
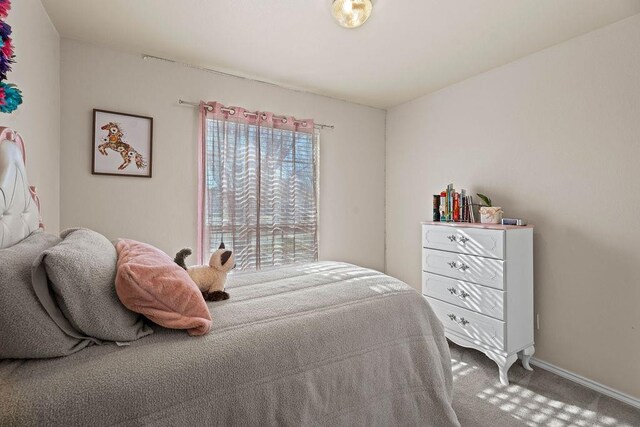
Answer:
[529,357,640,410]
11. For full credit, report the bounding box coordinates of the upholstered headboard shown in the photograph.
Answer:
[0,127,42,249]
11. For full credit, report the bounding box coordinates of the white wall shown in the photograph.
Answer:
[386,14,640,398]
[2,0,59,231]
[59,39,386,271]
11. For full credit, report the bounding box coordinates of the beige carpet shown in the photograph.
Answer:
[449,343,640,426]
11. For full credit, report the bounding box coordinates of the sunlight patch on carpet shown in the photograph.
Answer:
[476,385,630,427]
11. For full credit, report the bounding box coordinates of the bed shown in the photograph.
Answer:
[0,128,459,426]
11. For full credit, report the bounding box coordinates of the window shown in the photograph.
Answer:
[200,111,319,271]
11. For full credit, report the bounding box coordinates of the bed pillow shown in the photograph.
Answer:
[33,228,153,342]
[0,231,92,359]
[115,239,212,336]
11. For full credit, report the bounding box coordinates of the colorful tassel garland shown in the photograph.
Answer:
[0,0,10,20]
[0,0,20,114]
[0,81,21,113]
[0,21,13,80]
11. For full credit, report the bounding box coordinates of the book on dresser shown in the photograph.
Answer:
[421,221,534,385]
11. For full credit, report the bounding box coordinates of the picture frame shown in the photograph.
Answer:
[92,109,153,178]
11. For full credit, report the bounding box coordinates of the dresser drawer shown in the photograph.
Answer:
[422,248,505,290]
[422,225,505,259]
[426,297,505,350]
[422,272,504,320]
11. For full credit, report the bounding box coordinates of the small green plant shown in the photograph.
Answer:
[476,193,492,207]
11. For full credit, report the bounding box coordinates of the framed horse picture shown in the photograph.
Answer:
[92,109,153,178]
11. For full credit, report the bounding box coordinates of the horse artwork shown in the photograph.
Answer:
[98,122,147,170]
[92,109,153,177]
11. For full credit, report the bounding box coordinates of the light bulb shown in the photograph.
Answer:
[331,0,372,29]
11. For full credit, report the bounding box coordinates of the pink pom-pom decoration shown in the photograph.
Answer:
[0,0,10,19]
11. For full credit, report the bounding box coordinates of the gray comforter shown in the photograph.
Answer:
[0,262,459,426]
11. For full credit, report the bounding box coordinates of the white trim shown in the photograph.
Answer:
[529,357,640,410]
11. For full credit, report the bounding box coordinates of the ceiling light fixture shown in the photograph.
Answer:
[331,0,373,29]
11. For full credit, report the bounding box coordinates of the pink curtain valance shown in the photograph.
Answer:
[199,101,315,133]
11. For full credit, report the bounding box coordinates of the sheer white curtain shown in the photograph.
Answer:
[197,102,319,271]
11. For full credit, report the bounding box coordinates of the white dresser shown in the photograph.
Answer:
[421,221,534,385]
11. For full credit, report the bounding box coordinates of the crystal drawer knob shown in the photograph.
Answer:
[447,313,469,326]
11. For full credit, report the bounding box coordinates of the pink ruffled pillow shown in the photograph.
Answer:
[115,239,212,336]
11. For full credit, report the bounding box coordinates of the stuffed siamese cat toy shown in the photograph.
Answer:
[174,242,235,301]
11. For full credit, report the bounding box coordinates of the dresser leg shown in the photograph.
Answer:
[519,345,535,371]
[497,354,518,386]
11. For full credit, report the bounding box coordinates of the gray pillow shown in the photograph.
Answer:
[35,228,153,342]
[0,231,91,359]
